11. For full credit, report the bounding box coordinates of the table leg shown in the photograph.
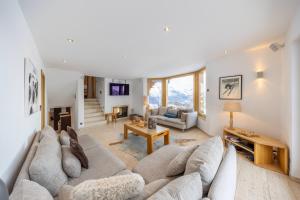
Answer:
[164,130,170,145]
[124,126,128,139]
[147,136,153,154]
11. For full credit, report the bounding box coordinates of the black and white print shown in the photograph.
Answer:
[219,75,242,100]
[24,58,39,115]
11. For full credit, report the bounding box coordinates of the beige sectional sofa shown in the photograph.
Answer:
[149,106,198,131]
[9,127,237,200]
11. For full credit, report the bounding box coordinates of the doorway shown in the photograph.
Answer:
[84,76,96,98]
[41,70,46,129]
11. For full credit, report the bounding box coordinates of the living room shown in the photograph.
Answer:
[1,0,300,200]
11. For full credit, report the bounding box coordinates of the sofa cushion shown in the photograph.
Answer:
[68,144,126,186]
[185,136,224,195]
[72,174,144,200]
[133,145,184,183]
[167,107,178,116]
[162,117,185,125]
[177,108,194,118]
[208,145,237,200]
[70,139,89,169]
[62,145,81,178]
[60,130,70,146]
[10,179,53,200]
[39,126,57,142]
[29,134,68,196]
[58,185,73,200]
[166,145,198,177]
[181,113,188,122]
[158,107,167,115]
[148,172,203,200]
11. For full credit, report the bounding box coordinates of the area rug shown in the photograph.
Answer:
[109,133,197,160]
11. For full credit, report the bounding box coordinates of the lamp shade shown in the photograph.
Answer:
[223,102,241,112]
[143,96,149,106]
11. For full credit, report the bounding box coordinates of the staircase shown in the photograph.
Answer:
[84,98,105,127]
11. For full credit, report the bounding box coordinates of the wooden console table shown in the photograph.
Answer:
[223,128,289,175]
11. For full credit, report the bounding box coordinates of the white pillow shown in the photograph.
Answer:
[72,173,145,200]
[166,145,198,177]
[184,136,224,195]
[148,172,203,200]
[60,130,70,146]
[39,126,57,141]
[10,179,53,200]
[62,145,81,178]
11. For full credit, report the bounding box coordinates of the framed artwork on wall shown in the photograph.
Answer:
[219,75,242,100]
[24,58,39,116]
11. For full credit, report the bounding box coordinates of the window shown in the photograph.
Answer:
[167,75,194,108]
[199,69,207,116]
[148,79,162,109]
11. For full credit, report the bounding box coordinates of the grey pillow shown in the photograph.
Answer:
[133,179,171,200]
[158,107,167,115]
[166,145,198,177]
[60,130,70,146]
[62,145,81,178]
[39,126,57,142]
[29,134,68,196]
[72,173,145,200]
[184,136,224,195]
[10,179,53,200]
[148,172,203,200]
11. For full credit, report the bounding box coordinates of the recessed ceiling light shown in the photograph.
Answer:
[66,38,74,43]
[63,59,67,63]
[164,26,170,32]
[224,50,228,55]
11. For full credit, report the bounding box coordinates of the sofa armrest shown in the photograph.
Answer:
[186,112,198,129]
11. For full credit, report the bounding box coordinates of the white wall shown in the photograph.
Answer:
[199,45,284,140]
[45,68,83,129]
[96,77,105,111]
[283,4,300,178]
[75,77,84,129]
[0,0,45,190]
[104,78,144,115]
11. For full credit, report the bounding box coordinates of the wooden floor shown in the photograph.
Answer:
[79,119,300,200]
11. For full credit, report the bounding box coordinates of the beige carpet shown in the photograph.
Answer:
[78,119,300,200]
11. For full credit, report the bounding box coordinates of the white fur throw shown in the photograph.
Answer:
[72,173,145,200]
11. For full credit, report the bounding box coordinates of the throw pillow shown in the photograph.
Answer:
[164,113,178,118]
[151,108,159,116]
[166,145,198,177]
[60,130,70,146]
[72,174,145,200]
[62,145,81,178]
[132,179,171,200]
[39,126,57,142]
[148,172,203,200]
[67,126,78,142]
[167,107,178,116]
[181,113,188,122]
[158,107,167,115]
[184,136,224,195]
[10,179,53,200]
[70,138,89,169]
[29,134,68,196]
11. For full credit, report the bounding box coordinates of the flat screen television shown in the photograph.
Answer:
[109,83,129,96]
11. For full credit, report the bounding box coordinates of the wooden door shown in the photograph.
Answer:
[41,70,46,129]
[85,76,96,98]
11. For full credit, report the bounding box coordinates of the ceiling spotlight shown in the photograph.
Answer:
[63,59,67,63]
[224,50,228,55]
[66,38,74,43]
[164,26,170,32]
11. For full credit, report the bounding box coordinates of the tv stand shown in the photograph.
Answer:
[223,128,289,175]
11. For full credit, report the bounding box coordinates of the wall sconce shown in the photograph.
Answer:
[256,71,264,79]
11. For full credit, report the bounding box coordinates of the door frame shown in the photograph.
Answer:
[41,70,46,129]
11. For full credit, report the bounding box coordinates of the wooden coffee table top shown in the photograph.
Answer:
[124,121,169,136]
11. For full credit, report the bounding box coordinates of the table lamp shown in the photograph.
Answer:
[143,96,149,122]
[223,102,241,130]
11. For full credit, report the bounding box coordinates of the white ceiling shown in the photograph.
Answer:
[19,0,300,78]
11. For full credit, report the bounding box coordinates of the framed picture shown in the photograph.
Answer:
[219,75,242,100]
[24,58,39,116]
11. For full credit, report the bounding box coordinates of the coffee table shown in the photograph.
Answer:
[124,122,170,154]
